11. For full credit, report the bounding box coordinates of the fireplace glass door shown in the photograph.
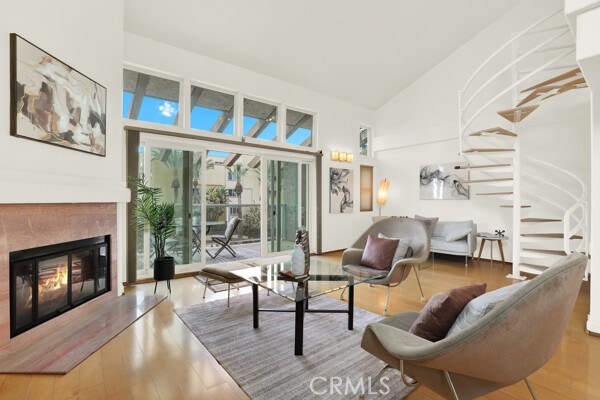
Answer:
[10,236,110,337]
[37,255,69,319]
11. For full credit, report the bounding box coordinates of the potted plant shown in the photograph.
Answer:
[132,176,176,287]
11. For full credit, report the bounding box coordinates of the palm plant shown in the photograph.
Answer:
[228,163,249,200]
[227,163,249,240]
[206,185,230,222]
[132,175,176,260]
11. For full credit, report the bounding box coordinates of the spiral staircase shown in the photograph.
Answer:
[458,8,589,279]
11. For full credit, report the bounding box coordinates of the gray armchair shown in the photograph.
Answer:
[360,252,587,399]
[341,218,430,315]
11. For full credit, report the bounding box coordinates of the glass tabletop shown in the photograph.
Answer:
[231,258,387,302]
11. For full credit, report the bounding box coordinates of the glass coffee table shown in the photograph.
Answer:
[232,258,387,355]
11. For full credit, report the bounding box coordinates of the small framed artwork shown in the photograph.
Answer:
[10,33,107,156]
[330,167,354,213]
[419,162,470,200]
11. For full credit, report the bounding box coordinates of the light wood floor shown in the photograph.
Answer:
[0,253,598,399]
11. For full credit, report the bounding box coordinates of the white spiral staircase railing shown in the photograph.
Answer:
[457,7,589,278]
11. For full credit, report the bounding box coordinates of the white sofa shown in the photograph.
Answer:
[430,220,477,266]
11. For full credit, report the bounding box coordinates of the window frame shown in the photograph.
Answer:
[122,64,184,128]
[285,105,316,148]
[188,80,238,137]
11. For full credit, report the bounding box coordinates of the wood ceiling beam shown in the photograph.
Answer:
[286,114,312,139]
[224,153,241,167]
[211,106,234,133]
[128,73,150,120]
[246,108,277,138]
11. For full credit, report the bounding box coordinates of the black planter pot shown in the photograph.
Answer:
[153,256,175,293]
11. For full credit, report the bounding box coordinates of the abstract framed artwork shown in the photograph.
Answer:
[330,167,354,213]
[419,162,470,200]
[10,33,107,156]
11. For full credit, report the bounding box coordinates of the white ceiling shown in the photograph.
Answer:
[124,0,523,110]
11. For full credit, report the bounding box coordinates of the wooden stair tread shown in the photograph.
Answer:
[467,127,517,137]
[465,178,512,184]
[522,248,568,256]
[519,263,548,274]
[497,105,539,123]
[521,67,583,92]
[501,205,532,208]
[516,78,587,107]
[517,86,561,107]
[521,233,583,239]
[477,191,513,196]
[521,218,561,222]
[454,163,511,170]
[463,148,515,153]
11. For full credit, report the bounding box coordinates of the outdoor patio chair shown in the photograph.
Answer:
[206,217,241,259]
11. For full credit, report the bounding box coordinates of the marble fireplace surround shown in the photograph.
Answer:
[0,203,118,352]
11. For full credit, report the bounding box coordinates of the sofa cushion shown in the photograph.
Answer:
[445,227,472,242]
[342,264,389,279]
[414,215,439,238]
[378,233,411,265]
[408,283,487,341]
[431,237,469,253]
[446,281,528,337]
[360,234,399,270]
[433,220,473,238]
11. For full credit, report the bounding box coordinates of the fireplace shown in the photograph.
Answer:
[10,235,110,337]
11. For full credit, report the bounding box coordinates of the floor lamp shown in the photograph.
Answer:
[377,178,390,216]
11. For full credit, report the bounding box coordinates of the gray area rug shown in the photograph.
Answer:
[175,293,414,399]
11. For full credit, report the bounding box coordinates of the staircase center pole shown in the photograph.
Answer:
[510,34,523,279]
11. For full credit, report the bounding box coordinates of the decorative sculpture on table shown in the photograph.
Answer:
[495,229,505,237]
[297,229,310,275]
[286,229,311,279]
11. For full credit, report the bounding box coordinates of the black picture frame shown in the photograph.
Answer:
[10,33,107,156]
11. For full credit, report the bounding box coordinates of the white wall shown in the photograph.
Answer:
[0,0,128,292]
[566,0,600,335]
[0,0,128,203]
[374,0,590,263]
[124,33,376,252]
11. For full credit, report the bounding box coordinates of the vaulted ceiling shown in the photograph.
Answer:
[124,0,523,110]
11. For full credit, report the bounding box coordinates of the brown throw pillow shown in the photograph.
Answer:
[408,283,487,341]
[360,234,399,270]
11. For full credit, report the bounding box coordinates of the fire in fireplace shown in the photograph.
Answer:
[10,236,110,337]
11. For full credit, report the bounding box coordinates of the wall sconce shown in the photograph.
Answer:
[376,178,390,216]
[330,151,353,163]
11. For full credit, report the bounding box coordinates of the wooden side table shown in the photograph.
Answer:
[476,234,509,266]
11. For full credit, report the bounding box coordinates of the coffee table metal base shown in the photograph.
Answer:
[251,283,354,356]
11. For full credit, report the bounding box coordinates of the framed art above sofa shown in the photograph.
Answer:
[419,162,469,200]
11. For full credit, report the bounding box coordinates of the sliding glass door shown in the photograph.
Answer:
[134,134,314,279]
[204,149,261,261]
[136,136,205,278]
[264,159,310,254]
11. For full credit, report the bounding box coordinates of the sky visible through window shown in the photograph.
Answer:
[123,92,179,125]
[287,128,311,145]
[191,106,233,134]
[123,91,311,144]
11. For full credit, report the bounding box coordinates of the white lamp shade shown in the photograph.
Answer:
[377,178,390,205]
